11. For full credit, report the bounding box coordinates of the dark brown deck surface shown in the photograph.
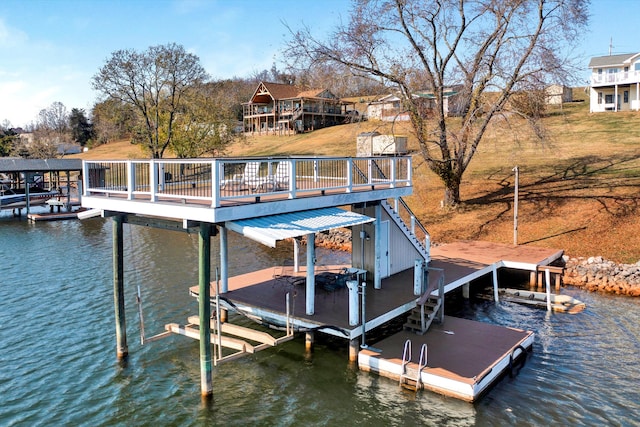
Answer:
[363,315,532,381]
[429,240,564,285]
[191,266,418,331]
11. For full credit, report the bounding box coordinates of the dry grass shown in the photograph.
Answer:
[75,89,640,263]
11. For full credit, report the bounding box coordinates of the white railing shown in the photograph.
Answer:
[591,70,640,86]
[82,156,412,208]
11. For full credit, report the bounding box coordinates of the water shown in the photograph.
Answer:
[1,213,640,426]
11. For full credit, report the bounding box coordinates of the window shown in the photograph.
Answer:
[598,92,603,104]
[635,63,640,71]
[605,94,614,104]
[624,91,629,103]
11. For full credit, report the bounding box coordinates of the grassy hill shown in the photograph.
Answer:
[75,89,640,263]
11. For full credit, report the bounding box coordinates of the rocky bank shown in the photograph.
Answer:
[563,256,640,297]
[314,230,640,297]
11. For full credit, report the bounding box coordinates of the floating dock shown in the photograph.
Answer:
[359,317,533,402]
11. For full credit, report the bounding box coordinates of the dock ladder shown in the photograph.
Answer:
[399,339,428,391]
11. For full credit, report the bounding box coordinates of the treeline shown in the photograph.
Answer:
[0,42,386,160]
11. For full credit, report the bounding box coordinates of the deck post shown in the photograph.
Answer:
[492,264,499,303]
[199,222,213,397]
[462,283,470,299]
[374,203,382,290]
[112,215,128,359]
[219,225,228,294]
[349,338,359,362]
[305,233,315,315]
[293,237,300,272]
[305,331,314,352]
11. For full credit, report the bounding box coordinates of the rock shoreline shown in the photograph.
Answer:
[313,230,640,297]
[563,256,640,297]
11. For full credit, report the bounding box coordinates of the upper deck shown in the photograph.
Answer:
[81,156,413,223]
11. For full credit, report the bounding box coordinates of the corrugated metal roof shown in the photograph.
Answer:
[225,207,374,248]
[0,158,83,172]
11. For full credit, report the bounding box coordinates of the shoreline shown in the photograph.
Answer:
[312,229,640,298]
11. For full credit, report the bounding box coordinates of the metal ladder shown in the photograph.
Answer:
[399,339,428,391]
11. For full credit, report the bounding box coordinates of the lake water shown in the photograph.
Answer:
[1,212,639,426]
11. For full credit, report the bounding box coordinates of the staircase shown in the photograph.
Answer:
[403,294,442,335]
[404,267,445,335]
[382,199,430,262]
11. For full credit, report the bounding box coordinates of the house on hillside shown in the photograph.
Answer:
[588,52,640,112]
[366,88,462,121]
[242,82,353,135]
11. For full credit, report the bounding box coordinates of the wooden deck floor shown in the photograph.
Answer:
[191,265,418,338]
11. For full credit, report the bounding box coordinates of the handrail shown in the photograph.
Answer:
[416,343,428,390]
[400,338,412,386]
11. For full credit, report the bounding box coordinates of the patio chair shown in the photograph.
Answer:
[220,161,261,189]
[272,161,292,190]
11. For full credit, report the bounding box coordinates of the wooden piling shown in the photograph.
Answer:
[349,338,359,362]
[112,215,128,359]
[199,223,213,397]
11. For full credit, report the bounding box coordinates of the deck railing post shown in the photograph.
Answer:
[82,161,90,196]
[127,161,134,200]
[212,160,220,208]
[149,160,158,202]
[346,158,353,193]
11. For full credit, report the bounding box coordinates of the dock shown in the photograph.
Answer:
[78,156,564,402]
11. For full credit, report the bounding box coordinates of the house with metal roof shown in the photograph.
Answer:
[588,52,640,112]
[366,88,461,122]
[242,81,353,135]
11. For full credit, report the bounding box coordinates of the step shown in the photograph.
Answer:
[187,315,277,346]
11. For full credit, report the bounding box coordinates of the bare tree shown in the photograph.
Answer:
[286,0,589,206]
[171,81,242,158]
[92,43,209,158]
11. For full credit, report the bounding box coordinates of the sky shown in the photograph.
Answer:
[0,0,638,128]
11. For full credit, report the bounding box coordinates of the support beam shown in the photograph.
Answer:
[492,265,499,303]
[305,331,314,353]
[462,283,470,299]
[199,223,213,397]
[306,233,315,315]
[220,225,228,294]
[374,203,382,289]
[112,215,128,359]
[349,338,360,362]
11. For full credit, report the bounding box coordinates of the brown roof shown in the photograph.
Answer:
[252,82,330,102]
[261,82,302,99]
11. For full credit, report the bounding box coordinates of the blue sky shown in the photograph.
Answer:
[0,0,637,128]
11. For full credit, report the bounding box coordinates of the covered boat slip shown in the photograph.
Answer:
[189,266,419,340]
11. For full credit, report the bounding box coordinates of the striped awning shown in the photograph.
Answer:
[225,207,373,247]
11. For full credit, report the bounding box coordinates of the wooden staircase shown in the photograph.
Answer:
[403,295,442,335]
[404,267,445,335]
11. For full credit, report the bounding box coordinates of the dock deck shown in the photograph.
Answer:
[359,316,533,402]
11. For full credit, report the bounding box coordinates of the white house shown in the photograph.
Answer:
[366,88,461,121]
[589,52,640,112]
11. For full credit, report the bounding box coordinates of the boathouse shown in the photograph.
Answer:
[80,156,563,402]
